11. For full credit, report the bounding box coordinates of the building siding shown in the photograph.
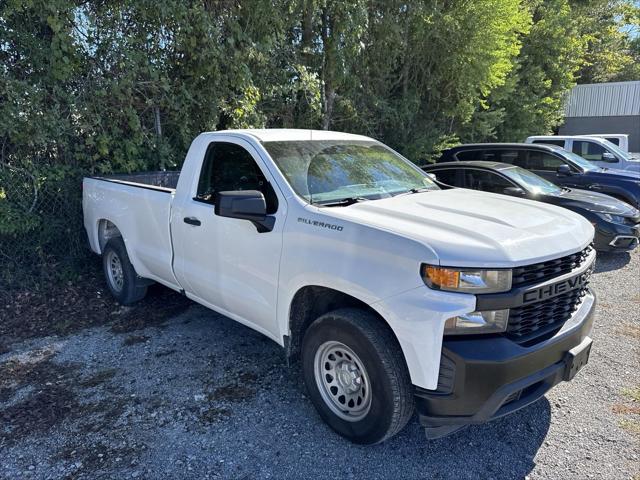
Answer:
[565,82,640,117]
[559,116,640,152]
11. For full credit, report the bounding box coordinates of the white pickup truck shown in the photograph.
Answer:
[83,129,597,444]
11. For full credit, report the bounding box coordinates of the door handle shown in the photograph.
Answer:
[183,217,201,226]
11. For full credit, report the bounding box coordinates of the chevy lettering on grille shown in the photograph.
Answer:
[522,268,592,304]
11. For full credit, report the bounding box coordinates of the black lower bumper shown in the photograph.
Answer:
[415,290,596,439]
[594,223,640,252]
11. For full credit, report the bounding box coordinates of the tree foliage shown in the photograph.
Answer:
[0,0,638,286]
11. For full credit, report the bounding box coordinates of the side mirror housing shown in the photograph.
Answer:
[503,186,526,196]
[557,164,572,176]
[215,190,275,233]
[602,152,617,163]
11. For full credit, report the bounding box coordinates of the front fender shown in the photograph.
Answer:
[370,287,476,390]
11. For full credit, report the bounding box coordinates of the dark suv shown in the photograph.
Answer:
[437,143,640,209]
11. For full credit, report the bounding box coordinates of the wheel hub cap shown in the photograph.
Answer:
[106,251,124,292]
[314,341,372,422]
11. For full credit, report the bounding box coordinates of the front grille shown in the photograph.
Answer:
[507,286,589,345]
[512,245,593,288]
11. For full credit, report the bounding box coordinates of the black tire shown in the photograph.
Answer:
[301,308,414,444]
[102,237,148,305]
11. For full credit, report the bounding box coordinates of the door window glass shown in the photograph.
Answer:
[525,151,565,171]
[572,141,607,162]
[462,169,515,194]
[532,139,565,147]
[430,169,462,187]
[454,150,484,161]
[196,142,278,213]
[480,150,522,165]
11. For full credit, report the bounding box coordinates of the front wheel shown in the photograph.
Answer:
[302,308,414,444]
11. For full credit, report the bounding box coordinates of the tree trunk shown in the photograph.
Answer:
[321,5,336,130]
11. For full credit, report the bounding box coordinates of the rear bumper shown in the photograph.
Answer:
[415,290,596,438]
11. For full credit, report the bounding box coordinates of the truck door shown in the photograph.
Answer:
[171,139,284,339]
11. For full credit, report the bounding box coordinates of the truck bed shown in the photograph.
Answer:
[93,171,180,192]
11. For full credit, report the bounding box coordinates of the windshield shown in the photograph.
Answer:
[263,140,438,204]
[560,150,600,171]
[501,166,563,195]
[600,139,630,160]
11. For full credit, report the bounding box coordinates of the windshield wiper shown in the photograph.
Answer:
[318,197,369,207]
[393,187,433,197]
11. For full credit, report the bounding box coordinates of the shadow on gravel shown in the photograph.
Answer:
[332,399,552,479]
[594,252,631,273]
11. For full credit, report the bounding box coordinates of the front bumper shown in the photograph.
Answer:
[415,289,596,438]
[593,221,640,252]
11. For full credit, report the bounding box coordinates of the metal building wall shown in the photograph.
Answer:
[559,116,640,152]
[565,81,640,117]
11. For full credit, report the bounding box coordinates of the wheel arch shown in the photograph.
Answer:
[97,219,123,254]
[286,285,406,366]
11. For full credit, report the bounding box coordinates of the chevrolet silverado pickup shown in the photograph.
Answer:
[83,129,597,444]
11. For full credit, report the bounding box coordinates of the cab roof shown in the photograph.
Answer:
[204,129,376,143]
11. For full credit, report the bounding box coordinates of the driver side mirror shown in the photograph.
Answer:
[557,164,572,176]
[503,186,526,197]
[215,190,275,233]
[602,152,618,163]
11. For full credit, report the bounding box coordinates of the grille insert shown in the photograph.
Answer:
[512,245,593,288]
[507,287,589,345]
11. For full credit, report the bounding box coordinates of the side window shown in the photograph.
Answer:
[462,169,514,194]
[605,137,620,146]
[196,142,278,213]
[455,150,484,161]
[532,139,565,147]
[430,169,462,187]
[526,151,565,171]
[482,149,522,165]
[572,140,607,162]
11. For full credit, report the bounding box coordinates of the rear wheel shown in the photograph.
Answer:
[302,308,414,444]
[102,237,148,305]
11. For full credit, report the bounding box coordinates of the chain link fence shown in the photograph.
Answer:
[0,164,92,298]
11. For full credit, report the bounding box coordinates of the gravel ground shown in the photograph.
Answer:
[1,251,639,480]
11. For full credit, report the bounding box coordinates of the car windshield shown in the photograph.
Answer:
[501,166,563,195]
[559,150,600,171]
[600,139,630,160]
[263,140,438,204]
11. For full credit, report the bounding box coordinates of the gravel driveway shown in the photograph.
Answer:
[1,251,639,480]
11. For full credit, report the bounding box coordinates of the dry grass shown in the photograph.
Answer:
[619,419,640,436]
[622,386,640,403]
[612,403,640,415]
[618,323,640,340]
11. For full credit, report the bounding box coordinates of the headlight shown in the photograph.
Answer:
[420,264,512,293]
[597,213,628,224]
[444,309,510,335]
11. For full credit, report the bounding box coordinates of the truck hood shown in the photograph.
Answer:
[325,189,594,268]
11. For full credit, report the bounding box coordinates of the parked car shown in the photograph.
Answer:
[437,143,640,209]
[84,129,596,444]
[424,161,640,252]
[525,135,640,172]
